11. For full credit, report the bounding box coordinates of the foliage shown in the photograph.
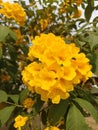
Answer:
[0,0,98,130]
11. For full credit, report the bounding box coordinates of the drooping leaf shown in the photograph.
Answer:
[0,26,9,42]
[48,99,69,125]
[66,104,89,130]
[8,94,19,104]
[74,98,98,123]
[0,90,8,103]
[0,106,15,125]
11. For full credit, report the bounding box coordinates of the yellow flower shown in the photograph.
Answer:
[39,19,49,31]
[63,66,76,80]
[44,126,60,130]
[22,33,92,104]
[35,87,48,101]
[47,82,70,104]
[23,98,36,109]
[14,115,28,130]
[0,2,26,25]
[72,53,92,75]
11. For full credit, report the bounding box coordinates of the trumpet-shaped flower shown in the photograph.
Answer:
[14,115,28,130]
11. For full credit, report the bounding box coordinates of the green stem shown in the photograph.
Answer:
[5,101,23,108]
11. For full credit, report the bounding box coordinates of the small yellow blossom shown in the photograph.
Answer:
[0,2,26,25]
[44,126,60,130]
[23,98,36,109]
[39,19,49,31]
[14,115,28,130]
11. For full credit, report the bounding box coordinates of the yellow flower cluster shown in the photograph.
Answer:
[22,33,92,104]
[14,115,28,130]
[0,2,26,25]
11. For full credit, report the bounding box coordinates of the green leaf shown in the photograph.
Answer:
[74,98,98,123]
[9,30,17,40]
[33,95,44,114]
[0,46,2,59]
[85,4,94,21]
[48,99,69,125]
[0,90,8,103]
[0,106,15,126]
[8,44,17,60]
[19,89,28,104]
[0,26,9,42]
[41,109,47,125]
[8,94,19,104]
[81,33,98,51]
[87,0,94,7]
[5,59,18,79]
[88,34,98,50]
[66,104,89,130]
[19,44,29,55]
